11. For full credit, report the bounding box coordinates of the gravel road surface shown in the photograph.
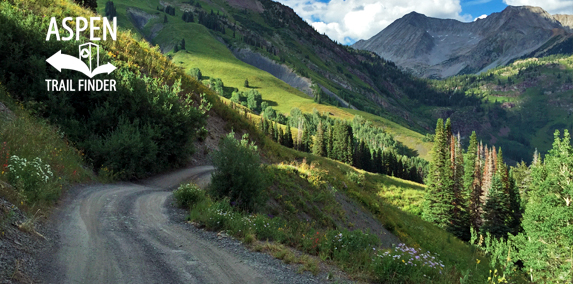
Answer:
[38,166,335,284]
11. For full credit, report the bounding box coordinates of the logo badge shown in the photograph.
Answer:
[46,42,116,78]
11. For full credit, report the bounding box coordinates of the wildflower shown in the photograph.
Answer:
[476,259,481,264]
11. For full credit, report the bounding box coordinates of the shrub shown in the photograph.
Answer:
[189,68,202,80]
[6,156,56,202]
[173,183,205,208]
[346,171,365,186]
[0,5,205,179]
[209,132,266,212]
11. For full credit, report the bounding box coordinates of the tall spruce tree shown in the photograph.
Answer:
[480,173,511,239]
[313,121,326,156]
[268,120,275,141]
[451,133,469,240]
[423,119,455,229]
[326,124,334,159]
[510,161,531,205]
[278,127,284,146]
[507,177,522,235]
[285,125,294,148]
[464,132,483,230]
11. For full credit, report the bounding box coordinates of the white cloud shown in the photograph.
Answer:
[474,14,488,21]
[276,0,472,44]
[503,0,573,14]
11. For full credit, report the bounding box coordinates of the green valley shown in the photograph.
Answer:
[0,0,571,282]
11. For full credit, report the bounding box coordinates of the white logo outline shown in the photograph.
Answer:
[46,42,116,78]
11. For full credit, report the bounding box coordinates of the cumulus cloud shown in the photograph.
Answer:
[276,0,472,44]
[503,0,573,14]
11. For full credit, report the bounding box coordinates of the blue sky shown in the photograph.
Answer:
[461,0,509,19]
[276,0,573,45]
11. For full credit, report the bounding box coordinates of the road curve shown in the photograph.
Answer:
[39,166,271,284]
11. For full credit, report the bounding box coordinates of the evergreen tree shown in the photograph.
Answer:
[268,120,275,139]
[75,0,97,12]
[164,14,168,23]
[373,149,382,174]
[519,130,573,282]
[104,1,117,19]
[173,43,179,53]
[451,133,469,240]
[464,132,483,230]
[423,119,455,229]
[481,147,494,206]
[278,127,284,146]
[260,117,267,135]
[244,79,249,88]
[182,11,194,22]
[346,133,354,166]
[362,141,371,172]
[313,121,326,156]
[285,125,294,148]
[507,178,522,235]
[510,161,531,204]
[326,124,334,159]
[301,125,311,152]
[180,39,185,50]
[480,173,511,239]
[272,122,279,142]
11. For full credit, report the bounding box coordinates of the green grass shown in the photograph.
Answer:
[13,0,503,281]
[183,132,492,282]
[98,0,433,161]
[0,86,93,212]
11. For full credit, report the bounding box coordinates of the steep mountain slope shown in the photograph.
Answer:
[100,0,570,165]
[353,6,573,79]
[97,0,441,158]
[429,55,573,162]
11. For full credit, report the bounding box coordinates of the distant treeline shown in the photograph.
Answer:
[257,110,428,183]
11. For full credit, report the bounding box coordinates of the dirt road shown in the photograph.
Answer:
[38,166,325,284]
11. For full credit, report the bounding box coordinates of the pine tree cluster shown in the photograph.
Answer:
[182,11,194,23]
[423,118,523,241]
[164,6,176,16]
[198,10,225,33]
[255,107,428,183]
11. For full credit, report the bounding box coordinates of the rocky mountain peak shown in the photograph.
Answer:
[352,6,572,78]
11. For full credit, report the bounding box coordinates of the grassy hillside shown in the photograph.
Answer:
[0,0,507,282]
[0,86,93,211]
[96,0,434,160]
[98,0,573,166]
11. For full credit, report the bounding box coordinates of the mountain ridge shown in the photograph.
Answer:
[352,5,572,78]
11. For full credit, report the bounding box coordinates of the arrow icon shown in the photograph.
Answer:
[92,63,117,76]
[46,50,116,78]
